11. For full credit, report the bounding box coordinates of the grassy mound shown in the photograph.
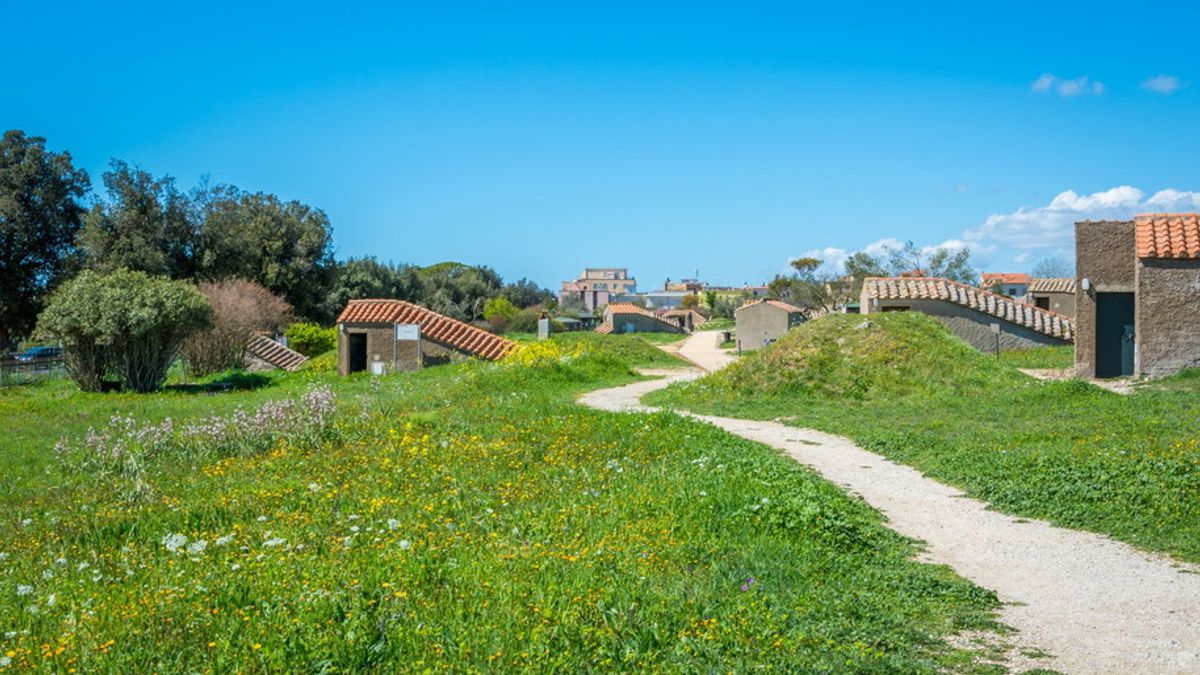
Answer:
[709,313,1025,400]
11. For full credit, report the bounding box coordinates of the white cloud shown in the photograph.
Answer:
[1141,74,1184,95]
[965,186,1200,264]
[1031,73,1105,97]
[797,238,988,274]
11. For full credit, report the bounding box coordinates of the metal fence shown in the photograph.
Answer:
[0,357,66,386]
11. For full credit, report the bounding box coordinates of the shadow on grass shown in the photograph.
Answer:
[165,371,274,394]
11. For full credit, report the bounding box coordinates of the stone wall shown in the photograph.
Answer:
[608,312,684,334]
[1027,291,1076,319]
[870,298,1067,351]
[1075,220,1136,377]
[1136,259,1200,378]
[337,323,423,375]
[735,304,802,351]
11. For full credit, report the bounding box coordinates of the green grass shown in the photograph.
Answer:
[0,333,1006,672]
[696,317,734,332]
[647,313,1200,562]
[997,345,1075,370]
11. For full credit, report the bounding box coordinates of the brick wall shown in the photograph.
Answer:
[1136,259,1200,378]
[1075,220,1136,377]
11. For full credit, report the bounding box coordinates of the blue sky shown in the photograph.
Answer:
[6,1,1200,289]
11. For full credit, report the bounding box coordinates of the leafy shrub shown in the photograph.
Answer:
[285,322,337,357]
[37,269,212,392]
[299,349,337,373]
[182,279,293,376]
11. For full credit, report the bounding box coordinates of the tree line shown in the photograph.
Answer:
[0,130,554,349]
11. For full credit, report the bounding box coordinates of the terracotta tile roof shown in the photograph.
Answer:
[245,335,308,371]
[1135,213,1200,259]
[1027,278,1076,294]
[862,277,1074,341]
[336,299,514,360]
[596,303,684,333]
[736,299,804,314]
[981,273,1033,286]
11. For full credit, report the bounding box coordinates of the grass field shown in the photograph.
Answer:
[647,313,1200,563]
[0,332,1003,672]
[997,345,1075,370]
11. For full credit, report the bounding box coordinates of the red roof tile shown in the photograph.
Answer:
[1027,278,1076,294]
[862,277,1074,341]
[735,298,804,314]
[1135,213,1200,259]
[336,299,514,360]
[981,273,1033,286]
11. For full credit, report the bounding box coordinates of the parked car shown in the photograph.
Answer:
[14,346,62,362]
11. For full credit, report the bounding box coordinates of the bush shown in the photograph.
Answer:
[285,322,337,357]
[37,269,213,392]
[182,279,293,376]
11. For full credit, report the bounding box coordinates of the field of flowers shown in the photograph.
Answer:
[648,313,1200,563]
[1,335,1000,672]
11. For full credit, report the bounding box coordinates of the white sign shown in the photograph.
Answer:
[396,324,420,341]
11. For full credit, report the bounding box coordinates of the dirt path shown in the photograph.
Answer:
[578,333,1200,674]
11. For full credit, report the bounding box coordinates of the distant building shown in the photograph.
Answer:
[1075,214,1200,379]
[559,268,638,312]
[860,277,1073,352]
[595,303,686,335]
[981,273,1033,299]
[335,299,513,375]
[638,290,690,309]
[1025,278,1077,319]
[735,299,805,351]
[661,308,707,332]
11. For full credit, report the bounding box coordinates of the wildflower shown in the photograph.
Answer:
[256,515,268,522]
[397,539,412,550]
[76,562,89,571]
[740,577,756,591]
[46,594,56,607]
[161,533,189,553]
[187,540,209,555]
[386,519,400,530]
[20,519,30,527]
[263,538,286,548]
[15,585,32,596]
[215,534,235,547]
[0,552,7,561]
[307,482,321,493]
[0,655,10,667]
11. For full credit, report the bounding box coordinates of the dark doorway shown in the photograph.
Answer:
[348,333,368,373]
[1095,293,1134,378]
[1034,296,1050,310]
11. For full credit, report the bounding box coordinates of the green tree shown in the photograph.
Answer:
[78,161,197,278]
[195,186,335,321]
[501,278,555,308]
[0,130,90,348]
[322,257,422,321]
[37,269,212,392]
[417,262,503,321]
[703,290,718,310]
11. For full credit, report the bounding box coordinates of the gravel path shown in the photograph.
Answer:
[577,332,1200,674]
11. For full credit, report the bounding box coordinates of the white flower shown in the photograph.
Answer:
[161,533,189,553]
[349,526,360,534]
[386,519,400,530]
[0,552,7,561]
[0,655,10,667]
[256,515,268,522]
[20,519,31,527]
[76,562,89,572]
[307,482,321,492]
[262,538,286,548]
[16,584,33,596]
[215,534,235,547]
[397,539,412,550]
[55,558,66,566]
[230,564,241,571]
[46,593,56,607]
[187,540,208,555]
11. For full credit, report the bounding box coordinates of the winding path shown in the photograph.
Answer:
[578,331,1200,674]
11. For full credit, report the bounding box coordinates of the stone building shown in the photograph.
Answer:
[734,299,805,351]
[1025,278,1077,319]
[980,273,1033,299]
[594,303,686,334]
[559,268,638,312]
[1075,214,1200,379]
[336,299,513,375]
[860,277,1073,352]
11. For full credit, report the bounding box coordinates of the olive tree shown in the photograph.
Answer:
[37,269,212,392]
